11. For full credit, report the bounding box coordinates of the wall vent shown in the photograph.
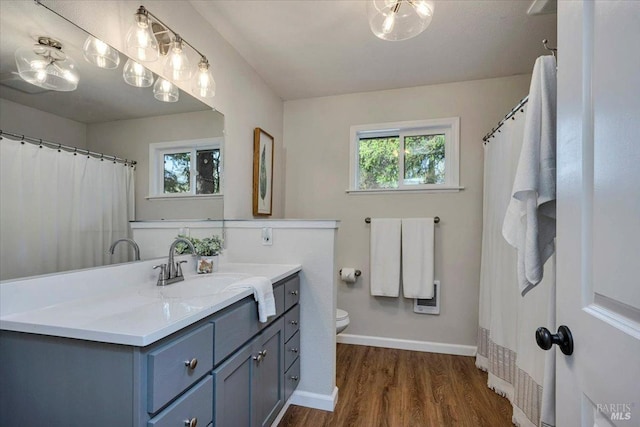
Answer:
[413,280,440,315]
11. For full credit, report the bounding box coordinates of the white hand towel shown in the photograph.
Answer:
[370,218,401,297]
[502,55,557,296]
[401,218,435,299]
[224,276,275,323]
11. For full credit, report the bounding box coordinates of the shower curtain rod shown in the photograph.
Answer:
[481,95,529,143]
[0,130,137,166]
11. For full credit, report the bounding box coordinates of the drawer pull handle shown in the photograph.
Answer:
[184,417,198,427]
[290,320,298,326]
[253,349,268,363]
[289,347,298,353]
[261,349,267,359]
[289,290,298,296]
[184,358,198,370]
[291,375,299,381]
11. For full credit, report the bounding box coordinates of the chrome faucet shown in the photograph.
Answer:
[108,238,141,261]
[153,238,195,286]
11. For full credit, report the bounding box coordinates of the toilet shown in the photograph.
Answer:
[336,308,350,334]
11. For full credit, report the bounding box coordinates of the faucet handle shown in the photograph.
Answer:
[176,260,188,278]
[153,264,168,286]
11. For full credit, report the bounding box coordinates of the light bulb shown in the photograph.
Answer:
[125,7,159,62]
[163,35,191,81]
[192,58,215,98]
[382,14,396,34]
[122,58,154,87]
[414,1,433,18]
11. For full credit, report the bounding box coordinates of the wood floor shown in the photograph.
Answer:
[278,344,512,427]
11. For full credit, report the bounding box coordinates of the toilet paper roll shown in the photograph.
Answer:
[340,268,357,283]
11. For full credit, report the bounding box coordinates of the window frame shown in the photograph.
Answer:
[349,117,461,193]
[148,137,223,199]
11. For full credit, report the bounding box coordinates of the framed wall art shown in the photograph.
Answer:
[253,127,274,216]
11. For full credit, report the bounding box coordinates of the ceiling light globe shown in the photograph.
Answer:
[83,36,121,69]
[122,58,154,87]
[367,0,435,41]
[153,77,179,102]
[15,40,79,91]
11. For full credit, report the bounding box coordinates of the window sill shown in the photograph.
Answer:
[346,186,464,195]
[146,194,224,201]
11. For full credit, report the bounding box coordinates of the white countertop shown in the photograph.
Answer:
[0,262,301,347]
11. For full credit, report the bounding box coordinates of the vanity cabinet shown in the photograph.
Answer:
[0,272,300,427]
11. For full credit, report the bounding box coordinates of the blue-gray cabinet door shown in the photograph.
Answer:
[254,318,285,427]
[212,338,256,427]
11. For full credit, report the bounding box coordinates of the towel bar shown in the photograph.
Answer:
[365,217,440,224]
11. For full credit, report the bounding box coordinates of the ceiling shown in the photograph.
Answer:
[0,1,210,124]
[191,0,557,101]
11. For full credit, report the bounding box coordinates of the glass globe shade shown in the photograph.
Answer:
[122,59,154,87]
[153,78,179,102]
[367,0,435,41]
[82,36,120,69]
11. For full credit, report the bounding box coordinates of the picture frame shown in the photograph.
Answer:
[253,127,274,216]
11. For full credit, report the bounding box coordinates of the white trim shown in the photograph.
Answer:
[269,387,339,426]
[145,194,223,201]
[288,387,339,412]
[346,186,464,195]
[129,220,224,229]
[223,220,340,229]
[336,333,477,357]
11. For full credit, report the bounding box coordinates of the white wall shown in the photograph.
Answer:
[87,110,224,220]
[283,74,531,348]
[48,0,285,219]
[223,220,339,411]
[0,98,87,148]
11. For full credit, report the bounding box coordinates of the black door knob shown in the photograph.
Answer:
[536,325,574,356]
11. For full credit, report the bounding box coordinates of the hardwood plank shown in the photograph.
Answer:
[278,344,513,427]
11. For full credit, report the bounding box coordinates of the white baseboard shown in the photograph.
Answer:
[289,386,339,411]
[336,333,477,357]
[271,387,339,426]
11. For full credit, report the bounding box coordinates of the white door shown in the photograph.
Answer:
[555,0,640,425]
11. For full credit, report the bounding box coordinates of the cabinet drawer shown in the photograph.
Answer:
[283,275,300,312]
[284,357,300,403]
[147,375,213,427]
[284,330,300,371]
[148,324,213,414]
[284,304,300,342]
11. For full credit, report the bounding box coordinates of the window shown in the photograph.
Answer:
[149,138,222,198]
[349,117,460,192]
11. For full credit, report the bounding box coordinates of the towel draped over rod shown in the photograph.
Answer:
[365,216,440,224]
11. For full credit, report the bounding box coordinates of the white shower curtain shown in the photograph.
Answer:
[0,136,135,281]
[476,106,556,427]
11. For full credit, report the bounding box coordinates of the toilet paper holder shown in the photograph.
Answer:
[339,269,361,277]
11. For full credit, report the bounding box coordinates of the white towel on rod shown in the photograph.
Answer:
[401,218,435,299]
[370,218,401,297]
[502,55,557,296]
[224,276,276,322]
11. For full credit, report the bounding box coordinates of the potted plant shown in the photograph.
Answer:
[175,234,223,274]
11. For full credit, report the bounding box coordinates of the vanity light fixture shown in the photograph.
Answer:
[123,58,154,87]
[124,5,215,98]
[367,0,435,41]
[82,36,120,69]
[153,77,179,102]
[14,36,79,91]
[125,6,159,62]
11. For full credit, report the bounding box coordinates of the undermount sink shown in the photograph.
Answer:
[139,273,253,299]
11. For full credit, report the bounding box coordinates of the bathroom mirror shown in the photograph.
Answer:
[0,1,224,280]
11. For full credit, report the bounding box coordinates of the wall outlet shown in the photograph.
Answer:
[261,227,273,246]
